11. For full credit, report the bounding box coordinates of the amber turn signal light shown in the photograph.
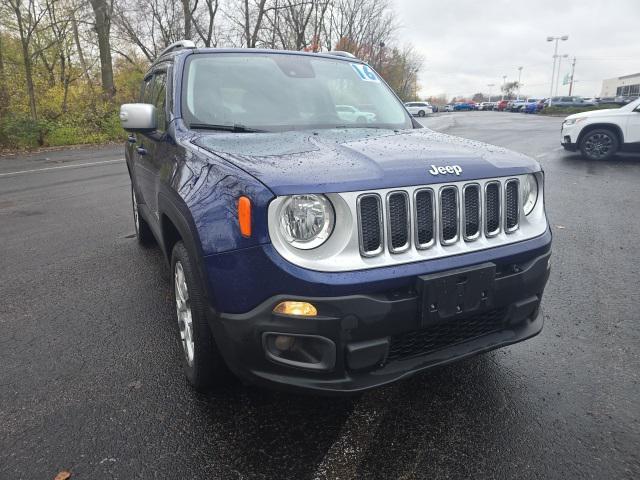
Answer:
[238,196,252,238]
[273,301,318,317]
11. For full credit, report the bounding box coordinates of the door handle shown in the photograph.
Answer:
[128,134,137,143]
[136,146,147,155]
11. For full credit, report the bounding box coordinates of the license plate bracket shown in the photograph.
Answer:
[416,262,496,327]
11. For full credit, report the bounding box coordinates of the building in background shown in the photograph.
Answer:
[600,72,640,97]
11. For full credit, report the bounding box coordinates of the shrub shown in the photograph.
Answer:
[0,116,48,149]
[541,104,621,116]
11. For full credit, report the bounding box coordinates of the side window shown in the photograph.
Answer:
[150,72,167,132]
[141,77,153,103]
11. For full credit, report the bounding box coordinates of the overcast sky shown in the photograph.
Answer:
[392,0,640,100]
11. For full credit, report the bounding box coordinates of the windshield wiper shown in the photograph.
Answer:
[189,123,264,133]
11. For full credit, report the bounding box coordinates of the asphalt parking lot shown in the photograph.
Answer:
[1,111,639,479]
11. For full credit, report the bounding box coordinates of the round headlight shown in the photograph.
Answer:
[522,174,538,215]
[279,194,335,249]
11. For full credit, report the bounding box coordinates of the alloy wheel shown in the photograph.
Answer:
[584,133,613,159]
[132,187,140,234]
[174,261,195,366]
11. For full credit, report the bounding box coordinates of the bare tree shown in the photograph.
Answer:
[0,30,8,115]
[89,0,115,98]
[192,0,220,47]
[5,0,49,120]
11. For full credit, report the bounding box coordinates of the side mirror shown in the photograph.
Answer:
[119,103,156,132]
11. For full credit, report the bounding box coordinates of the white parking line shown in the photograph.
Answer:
[0,158,124,177]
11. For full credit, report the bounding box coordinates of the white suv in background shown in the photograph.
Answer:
[404,102,433,116]
[561,98,640,160]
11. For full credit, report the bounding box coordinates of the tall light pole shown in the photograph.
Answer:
[547,35,568,105]
[516,66,523,100]
[501,75,507,100]
[555,54,568,96]
[487,83,495,102]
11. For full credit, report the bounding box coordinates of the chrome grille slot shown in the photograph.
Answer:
[387,191,410,253]
[439,186,459,244]
[357,194,383,257]
[485,182,501,236]
[463,184,480,240]
[414,189,435,249]
[505,179,519,232]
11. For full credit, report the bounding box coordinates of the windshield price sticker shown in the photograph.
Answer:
[351,63,379,82]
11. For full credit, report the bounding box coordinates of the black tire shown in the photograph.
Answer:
[579,129,619,160]
[418,110,425,117]
[171,241,230,391]
[131,185,154,246]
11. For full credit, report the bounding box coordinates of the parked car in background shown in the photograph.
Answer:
[336,105,377,123]
[496,100,510,111]
[444,104,454,112]
[546,96,596,108]
[404,102,433,117]
[561,97,640,160]
[453,102,474,111]
[523,98,543,114]
[478,102,492,111]
[508,100,527,112]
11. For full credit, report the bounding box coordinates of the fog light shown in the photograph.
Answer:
[263,333,336,371]
[274,335,296,351]
[273,301,317,317]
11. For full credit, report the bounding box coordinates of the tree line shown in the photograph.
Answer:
[0,0,422,149]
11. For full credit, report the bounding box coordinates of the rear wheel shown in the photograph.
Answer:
[131,185,154,246]
[579,129,619,160]
[171,242,230,391]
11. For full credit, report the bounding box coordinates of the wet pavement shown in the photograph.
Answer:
[1,112,639,479]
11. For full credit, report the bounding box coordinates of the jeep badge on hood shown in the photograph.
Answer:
[429,164,463,176]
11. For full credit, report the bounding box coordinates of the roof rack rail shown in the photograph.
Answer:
[157,40,196,59]
[325,51,357,59]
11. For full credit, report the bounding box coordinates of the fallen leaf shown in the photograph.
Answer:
[54,471,71,480]
[555,225,566,229]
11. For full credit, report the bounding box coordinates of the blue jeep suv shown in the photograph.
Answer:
[120,41,551,394]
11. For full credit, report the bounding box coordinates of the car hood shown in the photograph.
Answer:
[193,128,540,195]
[566,108,621,120]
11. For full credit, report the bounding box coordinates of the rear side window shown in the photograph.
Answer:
[150,72,168,132]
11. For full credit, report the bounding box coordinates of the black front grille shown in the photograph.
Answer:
[358,195,382,254]
[415,189,434,246]
[505,180,519,230]
[485,183,500,234]
[387,308,507,362]
[464,185,480,238]
[388,192,409,251]
[440,187,458,242]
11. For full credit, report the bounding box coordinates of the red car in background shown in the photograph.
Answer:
[496,100,510,111]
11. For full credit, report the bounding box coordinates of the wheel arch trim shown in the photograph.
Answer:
[577,123,624,146]
[157,188,218,310]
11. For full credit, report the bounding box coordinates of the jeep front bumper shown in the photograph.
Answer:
[209,241,551,394]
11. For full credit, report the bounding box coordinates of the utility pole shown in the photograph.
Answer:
[555,54,568,96]
[568,57,577,95]
[516,66,523,100]
[547,35,569,105]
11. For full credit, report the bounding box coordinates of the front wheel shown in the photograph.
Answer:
[579,129,619,160]
[171,242,230,391]
[131,185,154,246]
[418,110,425,117]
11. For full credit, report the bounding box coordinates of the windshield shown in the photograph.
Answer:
[181,53,412,132]
[623,97,640,110]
